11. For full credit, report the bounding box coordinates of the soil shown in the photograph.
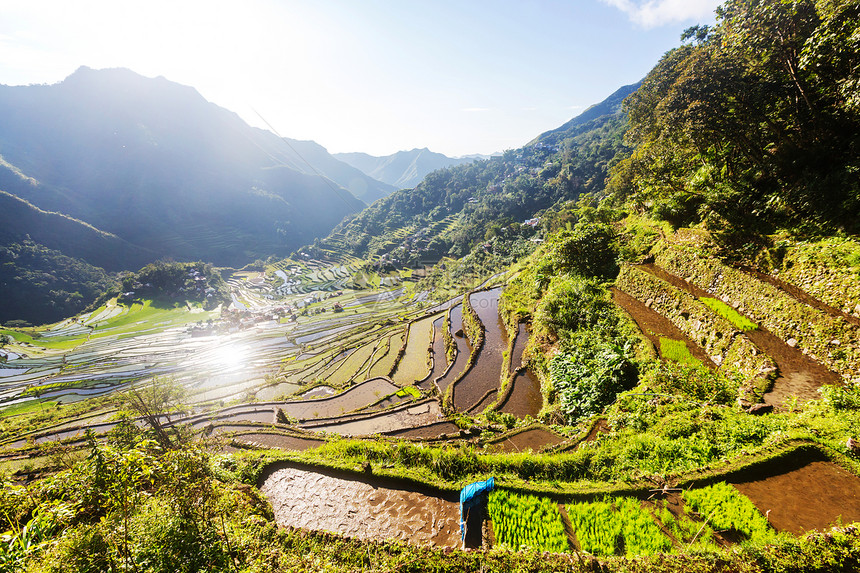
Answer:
[259,463,461,547]
[384,421,460,439]
[728,451,860,534]
[498,369,542,418]
[637,265,841,408]
[230,432,324,451]
[491,427,565,453]
[611,288,715,367]
[453,288,507,412]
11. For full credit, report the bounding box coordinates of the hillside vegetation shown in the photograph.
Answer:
[2,1,860,572]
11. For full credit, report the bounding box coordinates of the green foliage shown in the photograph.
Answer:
[644,361,737,404]
[534,276,615,339]
[659,338,703,367]
[550,222,620,280]
[0,239,117,326]
[682,482,775,545]
[549,336,638,422]
[487,489,568,552]
[121,261,229,310]
[612,0,860,237]
[566,496,670,556]
[699,297,758,332]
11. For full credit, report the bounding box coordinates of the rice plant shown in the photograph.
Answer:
[567,497,671,556]
[487,489,569,552]
[682,482,774,544]
[566,498,621,556]
[614,497,672,555]
[659,337,703,367]
[699,298,758,332]
[655,500,718,552]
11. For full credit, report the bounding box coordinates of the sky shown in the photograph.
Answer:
[0,0,720,157]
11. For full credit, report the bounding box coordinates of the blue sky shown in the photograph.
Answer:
[0,0,719,157]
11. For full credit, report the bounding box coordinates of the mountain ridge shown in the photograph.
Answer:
[334,147,475,190]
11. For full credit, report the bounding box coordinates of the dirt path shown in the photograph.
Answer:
[259,464,461,547]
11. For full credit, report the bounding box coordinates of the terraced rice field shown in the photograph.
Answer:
[452,288,507,412]
[391,314,438,386]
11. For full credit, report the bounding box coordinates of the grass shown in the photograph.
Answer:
[89,299,219,339]
[487,489,569,552]
[699,297,758,332]
[659,338,703,367]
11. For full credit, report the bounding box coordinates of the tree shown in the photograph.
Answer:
[614,0,860,237]
[117,377,187,449]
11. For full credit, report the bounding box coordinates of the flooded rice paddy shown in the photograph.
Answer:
[452,288,507,412]
[260,464,461,547]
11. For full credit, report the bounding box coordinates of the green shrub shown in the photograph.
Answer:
[549,335,637,422]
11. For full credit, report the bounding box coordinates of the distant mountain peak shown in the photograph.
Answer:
[334,148,476,190]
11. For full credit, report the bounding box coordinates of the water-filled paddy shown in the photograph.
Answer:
[452,288,506,412]
[260,464,461,547]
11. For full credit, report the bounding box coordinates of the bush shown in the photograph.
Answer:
[549,335,638,422]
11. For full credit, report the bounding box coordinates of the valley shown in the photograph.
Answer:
[1,1,860,571]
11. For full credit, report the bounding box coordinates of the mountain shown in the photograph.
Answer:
[334,148,476,190]
[277,138,396,204]
[531,81,641,147]
[312,85,635,266]
[0,67,368,268]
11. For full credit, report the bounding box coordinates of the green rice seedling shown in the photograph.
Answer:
[682,482,774,545]
[566,499,621,556]
[656,501,718,553]
[488,489,568,552]
[699,298,757,332]
[613,497,672,555]
[659,338,703,367]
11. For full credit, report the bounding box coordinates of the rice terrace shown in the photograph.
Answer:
[2,0,860,571]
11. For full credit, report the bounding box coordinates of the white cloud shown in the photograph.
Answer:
[601,0,720,28]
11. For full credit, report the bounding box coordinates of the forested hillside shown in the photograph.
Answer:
[310,84,637,268]
[609,0,860,241]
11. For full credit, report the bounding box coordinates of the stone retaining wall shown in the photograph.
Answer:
[615,265,776,393]
[654,243,860,384]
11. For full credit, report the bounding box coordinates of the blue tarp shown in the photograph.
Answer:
[459,477,494,540]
